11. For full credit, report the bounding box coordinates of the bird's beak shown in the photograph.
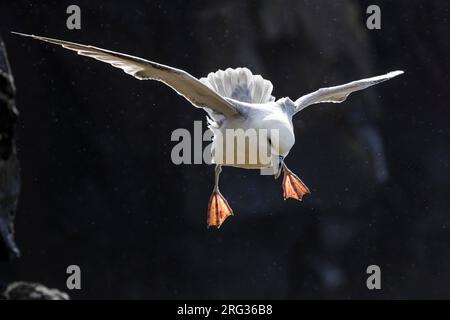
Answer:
[274,156,284,179]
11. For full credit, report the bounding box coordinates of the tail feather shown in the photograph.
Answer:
[200,67,275,104]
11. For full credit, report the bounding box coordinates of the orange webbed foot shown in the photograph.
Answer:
[207,190,234,228]
[282,165,310,201]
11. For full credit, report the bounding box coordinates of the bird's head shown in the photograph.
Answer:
[268,123,295,157]
[263,106,295,157]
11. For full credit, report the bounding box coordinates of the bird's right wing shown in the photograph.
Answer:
[293,71,404,115]
[12,32,239,117]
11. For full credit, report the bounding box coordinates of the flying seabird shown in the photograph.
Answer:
[12,32,404,228]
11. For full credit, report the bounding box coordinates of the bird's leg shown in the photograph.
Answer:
[281,161,311,201]
[274,156,283,180]
[207,165,233,228]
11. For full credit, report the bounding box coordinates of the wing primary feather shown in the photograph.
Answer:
[11,32,239,116]
[293,70,404,115]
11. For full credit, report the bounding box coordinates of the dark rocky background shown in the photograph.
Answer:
[0,0,448,299]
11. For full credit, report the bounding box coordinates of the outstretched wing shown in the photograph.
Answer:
[12,32,239,117]
[293,71,404,115]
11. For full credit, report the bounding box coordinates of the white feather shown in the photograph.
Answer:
[200,67,276,104]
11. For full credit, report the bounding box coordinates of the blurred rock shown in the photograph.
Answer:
[2,281,69,300]
[0,36,20,261]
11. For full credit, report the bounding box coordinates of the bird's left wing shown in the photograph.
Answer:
[12,32,239,117]
[293,70,404,115]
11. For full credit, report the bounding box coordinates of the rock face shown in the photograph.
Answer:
[0,37,20,262]
[2,282,69,300]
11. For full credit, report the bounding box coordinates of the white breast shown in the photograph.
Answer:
[209,101,294,169]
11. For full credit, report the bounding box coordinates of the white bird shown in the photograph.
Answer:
[12,32,404,228]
